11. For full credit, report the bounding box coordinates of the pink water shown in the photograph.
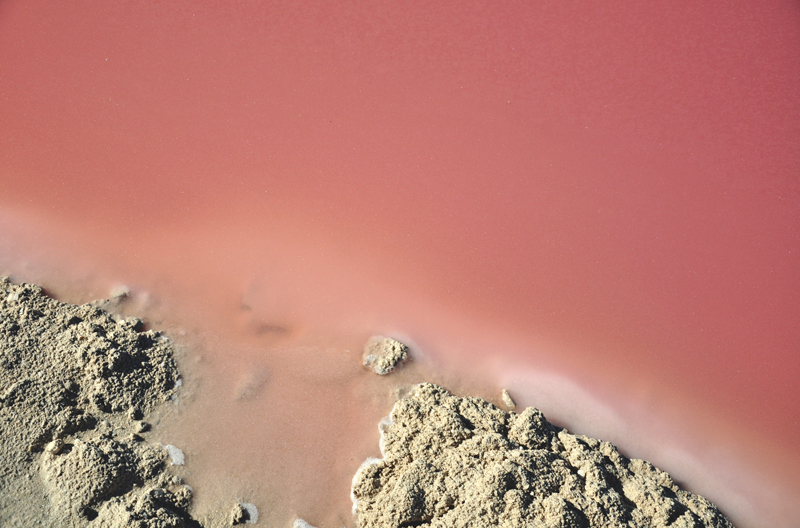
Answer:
[1,1,799,526]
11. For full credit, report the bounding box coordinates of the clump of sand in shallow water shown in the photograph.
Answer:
[362,336,409,375]
[0,278,198,527]
[352,383,734,528]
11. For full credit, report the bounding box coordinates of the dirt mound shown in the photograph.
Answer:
[0,278,198,527]
[352,383,734,528]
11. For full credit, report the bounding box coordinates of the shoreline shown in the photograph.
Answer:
[2,1,798,524]
[0,209,797,527]
[0,273,792,526]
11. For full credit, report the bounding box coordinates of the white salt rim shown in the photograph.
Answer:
[240,503,258,524]
[161,444,185,466]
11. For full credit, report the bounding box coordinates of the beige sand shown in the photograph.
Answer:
[352,383,734,527]
[362,336,410,375]
[0,278,197,527]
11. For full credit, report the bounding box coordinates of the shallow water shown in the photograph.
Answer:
[2,1,799,526]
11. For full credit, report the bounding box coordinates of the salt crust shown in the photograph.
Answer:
[164,444,186,466]
[352,382,735,528]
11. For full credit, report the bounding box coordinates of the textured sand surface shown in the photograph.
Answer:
[0,278,198,527]
[352,383,735,528]
[362,336,410,375]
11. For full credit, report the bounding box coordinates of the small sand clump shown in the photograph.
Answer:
[352,383,734,528]
[0,278,199,527]
[501,388,517,410]
[230,502,258,525]
[362,336,409,375]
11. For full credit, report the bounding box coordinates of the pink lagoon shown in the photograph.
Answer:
[1,1,799,526]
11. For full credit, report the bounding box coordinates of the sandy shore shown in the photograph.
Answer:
[0,278,201,527]
[1,277,737,527]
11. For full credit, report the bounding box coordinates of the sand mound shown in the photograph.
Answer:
[352,383,734,528]
[0,278,198,527]
[362,336,409,375]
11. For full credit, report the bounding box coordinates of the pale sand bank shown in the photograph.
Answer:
[0,278,196,527]
[1,277,736,527]
[352,382,733,527]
